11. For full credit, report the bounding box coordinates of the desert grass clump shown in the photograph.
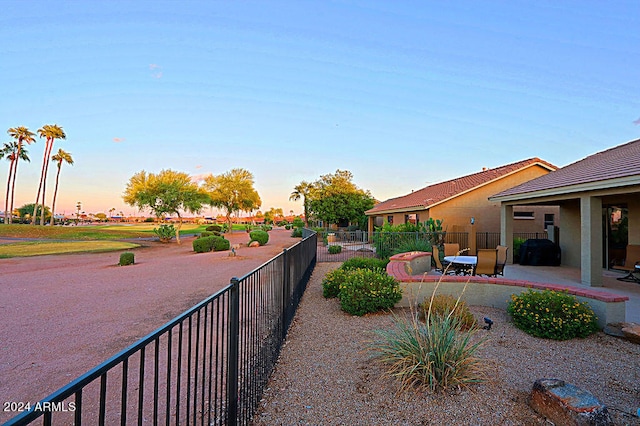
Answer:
[119,252,135,266]
[418,294,476,330]
[370,279,487,392]
[507,289,598,340]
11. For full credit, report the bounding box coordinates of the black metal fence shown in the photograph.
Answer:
[5,232,317,426]
[476,232,549,250]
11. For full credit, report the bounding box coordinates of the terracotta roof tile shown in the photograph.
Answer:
[367,158,556,214]
[493,138,640,198]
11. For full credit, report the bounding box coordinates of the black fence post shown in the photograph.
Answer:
[226,277,240,426]
[282,248,290,340]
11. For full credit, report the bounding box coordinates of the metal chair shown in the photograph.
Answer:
[496,245,509,276]
[474,249,498,277]
[617,244,640,283]
[432,245,455,275]
[444,243,460,257]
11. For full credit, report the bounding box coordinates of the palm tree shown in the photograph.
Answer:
[289,181,314,227]
[33,124,66,225]
[6,127,36,224]
[49,149,74,225]
[1,142,31,224]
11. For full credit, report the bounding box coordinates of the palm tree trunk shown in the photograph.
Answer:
[9,145,22,224]
[50,164,62,226]
[40,141,55,225]
[32,140,50,225]
[4,159,15,224]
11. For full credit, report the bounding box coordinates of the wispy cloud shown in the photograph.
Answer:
[633,117,640,125]
[113,137,125,143]
[195,165,203,169]
[149,63,163,79]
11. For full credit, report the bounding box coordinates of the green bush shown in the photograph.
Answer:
[119,252,135,266]
[153,224,176,242]
[512,237,526,263]
[249,230,269,246]
[291,227,303,238]
[292,217,304,228]
[419,294,476,330]
[338,268,402,316]
[206,224,222,232]
[193,235,216,253]
[370,311,486,392]
[212,236,230,251]
[392,239,432,256]
[144,217,154,223]
[328,245,342,254]
[322,268,351,298]
[261,224,272,232]
[200,231,214,238]
[507,289,598,340]
[285,224,291,230]
[341,257,389,271]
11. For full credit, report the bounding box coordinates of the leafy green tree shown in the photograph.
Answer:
[1,141,30,224]
[49,149,74,225]
[6,127,36,224]
[289,180,314,227]
[17,203,51,223]
[264,207,284,224]
[94,212,107,222]
[33,124,66,225]
[123,169,211,244]
[203,168,261,229]
[308,169,375,228]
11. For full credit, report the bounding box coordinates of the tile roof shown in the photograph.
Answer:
[366,158,556,214]
[492,138,640,199]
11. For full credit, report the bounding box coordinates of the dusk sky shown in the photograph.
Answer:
[1,1,638,218]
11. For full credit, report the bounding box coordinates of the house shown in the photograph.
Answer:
[490,138,640,287]
[365,158,559,253]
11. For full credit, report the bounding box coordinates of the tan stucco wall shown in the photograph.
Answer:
[559,200,581,268]
[629,196,640,245]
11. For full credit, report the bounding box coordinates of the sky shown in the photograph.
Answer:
[1,0,639,218]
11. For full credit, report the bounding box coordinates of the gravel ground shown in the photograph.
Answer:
[254,263,640,425]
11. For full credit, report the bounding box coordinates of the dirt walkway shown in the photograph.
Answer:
[0,229,299,422]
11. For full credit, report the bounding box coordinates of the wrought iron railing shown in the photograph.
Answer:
[5,232,317,426]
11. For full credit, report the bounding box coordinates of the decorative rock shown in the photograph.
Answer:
[530,379,613,426]
[621,323,640,344]
[603,322,629,338]
[249,241,260,248]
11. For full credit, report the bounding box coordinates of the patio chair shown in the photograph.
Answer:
[474,249,498,277]
[444,243,460,257]
[616,244,640,283]
[496,245,509,276]
[432,245,455,275]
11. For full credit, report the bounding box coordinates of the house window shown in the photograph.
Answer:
[514,211,534,220]
[405,213,417,225]
[387,215,393,224]
[544,214,554,228]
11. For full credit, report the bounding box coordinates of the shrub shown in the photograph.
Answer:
[418,294,476,330]
[322,268,351,298]
[507,289,598,340]
[200,231,214,238]
[340,257,389,271]
[193,235,216,253]
[261,224,272,232]
[249,230,269,246]
[285,224,291,230]
[144,217,154,223]
[291,227,303,238]
[338,268,402,316]
[153,224,176,242]
[119,252,135,266]
[292,217,304,228]
[212,236,230,251]
[328,245,342,254]
[370,311,486,392]
[206,224,222,232]
[391,239,433,256]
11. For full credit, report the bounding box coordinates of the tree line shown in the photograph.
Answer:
[2,125,73,225]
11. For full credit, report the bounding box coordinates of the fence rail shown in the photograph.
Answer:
[6,232,317,426]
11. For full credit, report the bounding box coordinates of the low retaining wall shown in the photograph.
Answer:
[387,253,628,328]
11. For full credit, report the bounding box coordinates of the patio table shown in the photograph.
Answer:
[443,255,477,275]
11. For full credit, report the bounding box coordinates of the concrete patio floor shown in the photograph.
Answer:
[501,264,640,323]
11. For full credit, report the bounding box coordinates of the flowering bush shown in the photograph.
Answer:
[338,268,402,316]
[507,289,598,340]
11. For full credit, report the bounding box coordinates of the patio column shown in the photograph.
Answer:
[500,204,514,264]
[580,195,603,287]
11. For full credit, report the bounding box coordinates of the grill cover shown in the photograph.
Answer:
[519,239,561,266]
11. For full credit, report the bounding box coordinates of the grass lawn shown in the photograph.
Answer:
[0,223,210,240]
[0,240,140,258]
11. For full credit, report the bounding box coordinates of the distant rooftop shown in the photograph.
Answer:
[367,158,556,214]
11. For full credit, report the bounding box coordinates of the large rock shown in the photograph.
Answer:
[621,323,640,344]
[530,379,613,425]
[248,241,260,248]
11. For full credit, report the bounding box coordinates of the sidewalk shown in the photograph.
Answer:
[502,264,640,323]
